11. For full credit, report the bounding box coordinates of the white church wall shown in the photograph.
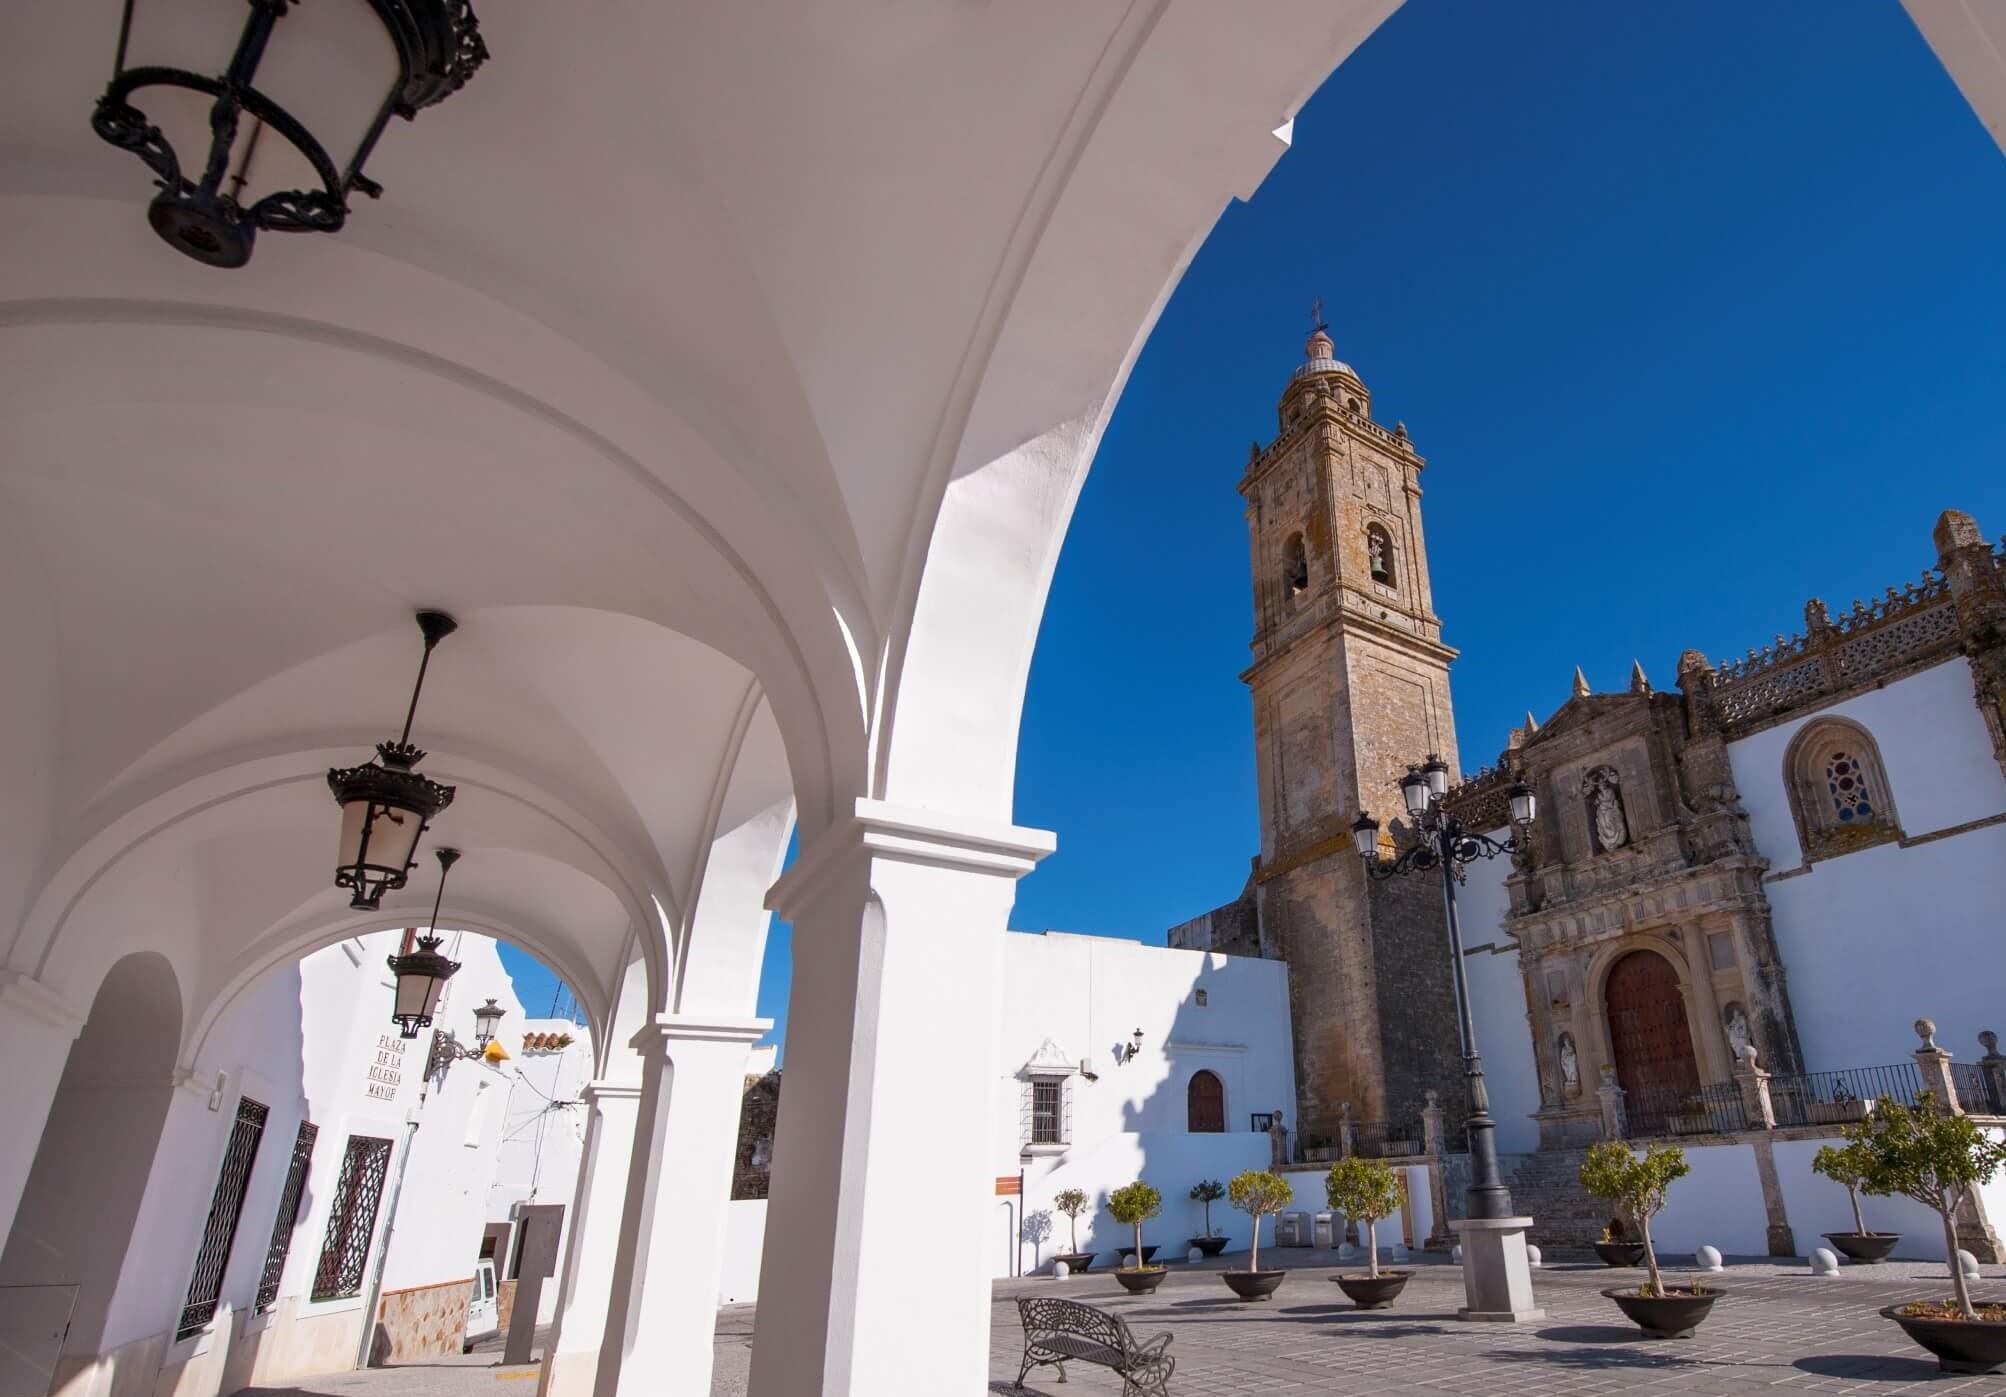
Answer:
[1451,852,1543,1156]
[1728,658,2006,1072]
[718,1201,767,1305]
[1647,1143,1770,1257]
[1771,1138,1955,1260]
[488,1019,592,1326]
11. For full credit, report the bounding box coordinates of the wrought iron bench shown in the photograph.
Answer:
[1014,1296,1174,1396]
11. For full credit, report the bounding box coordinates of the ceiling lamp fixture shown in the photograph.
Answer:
[329,610,458,911]
[387,847,461,1039]
[90,0,489,269]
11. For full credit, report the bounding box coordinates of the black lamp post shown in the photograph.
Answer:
[1351,758,1537,1221]
[386,846,461,1039]
[90,0,488,268]
[328,610,458,910]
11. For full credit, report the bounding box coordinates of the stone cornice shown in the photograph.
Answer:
[766,798,1056,921]
[630,1013,772,1053]
[1244,605,1458,685]
[0,970,86,1036]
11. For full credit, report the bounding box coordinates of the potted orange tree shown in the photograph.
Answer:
[1813,1137,1901,1264]
[1325,1157,1409,1308]
[1106,1182,1168,1294]
[1221,1170,1292,1301]
[1188,1179,1229,1257]
[1853,1095,2006,1374]
[1051,1187,1096,1273]
[1579,1142,1721,1338]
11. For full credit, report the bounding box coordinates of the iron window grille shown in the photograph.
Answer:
[1022,1077,1070,1147]
[177,1096,270,1340]
[254,1121,319,1313]
[311,1135,393,1302]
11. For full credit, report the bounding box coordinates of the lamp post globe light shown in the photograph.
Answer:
[90,0,489,268]
[1355,758,1546,1322]
[387,846,462,1039]
[328,610,459,911]
[472,997,506,1051]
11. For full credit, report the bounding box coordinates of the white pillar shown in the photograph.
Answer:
[537,1081,641,1397]
[746,800,1053,1397]
[596,1014,769,1397]
[0,973,85,1247]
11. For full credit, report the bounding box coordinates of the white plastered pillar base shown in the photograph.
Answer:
[595,1014,770,1397]
[1448,1217,1546,1323]
[537,1080,642,1397]
[0,973,85,1246]
[745,799,1053,1397]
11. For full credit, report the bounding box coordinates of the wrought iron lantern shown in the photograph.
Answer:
[328,610,457,910]
[386,847,461,1038]
[1507,777,1538,827]
[90,0,489,268]
[1350,810,1381,860]
[472,997,505,1050]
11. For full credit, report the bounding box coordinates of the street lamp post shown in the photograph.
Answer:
[1352,756,1546,1322]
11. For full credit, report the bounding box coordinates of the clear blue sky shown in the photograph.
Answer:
[549,1,2006,1061]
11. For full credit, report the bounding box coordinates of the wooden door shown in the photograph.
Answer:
[1187,1071,1224,1133]
[1604,949,1700,1133]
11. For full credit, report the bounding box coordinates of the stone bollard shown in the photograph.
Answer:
[1187,1247,1203,1264]
[1695,1245,1723,1272]
[1526,1245,1542,1269]
[1451,1245,1463,1264]
[1053,1261,1070,1280]
[1810,1249,1840,1277]
[1957,1250,1981,1280]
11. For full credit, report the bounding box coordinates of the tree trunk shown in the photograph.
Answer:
[1133,1221,1143,1267]
[1848,1185,1866,1237]
[1250,1215,1262,1272]
[1941,1203,1976,1320]
[1068,1215,1077,1253]
[1203,1200,1212,1236]
[1366,1217,1379,1279]
[1640,1211,1663,1296]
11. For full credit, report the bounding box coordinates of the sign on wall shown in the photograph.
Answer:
[366,1035,408,1101]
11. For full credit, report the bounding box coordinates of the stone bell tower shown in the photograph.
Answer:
[1238,322,1463,1146]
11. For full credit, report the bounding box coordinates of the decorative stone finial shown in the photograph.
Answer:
[1424,1089,1439,1108]
[1524,709,1540,734]
[1676,648,1713,681]
[1916,1018,1940,1051]
[1981,1029,1999,1056]
[1339,1100,1352,1120]
[1248,439,1260,465]
[1934,508,1983,556]
[1805,598,1830,633]
[1394,420,1409,440]
[1307,326,1335,362]
[1572,666,1591,699]
[1629,659,1650,695]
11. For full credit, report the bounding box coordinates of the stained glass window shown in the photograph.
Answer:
[1824,750,1875,823]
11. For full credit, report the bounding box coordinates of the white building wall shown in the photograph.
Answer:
[487,1018,592,1324]
[1449,854,1543,1156]
[1728,658,2006,1071]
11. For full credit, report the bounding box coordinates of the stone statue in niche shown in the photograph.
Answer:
[1723,1003,1751,1059]
[1557,1032,1581,1094]
[1586,767,1628,852]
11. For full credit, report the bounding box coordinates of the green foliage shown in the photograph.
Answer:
[1323,1157,1400,1222]
[1106,1182,1163,1227]
[1053,1188,1089,1218]
[1190,1178,1225,1238]
[1324,1157,1400,1278]
[1812,1138,1876,1234]
[1228,1169,1293,1273]
[1579,1142,1689,1296]
[1840,1093,2006,1319]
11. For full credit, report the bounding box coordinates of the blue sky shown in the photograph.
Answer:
[524,1,2006,1060]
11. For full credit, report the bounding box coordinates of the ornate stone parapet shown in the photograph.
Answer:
[1912,1018,1964,1114]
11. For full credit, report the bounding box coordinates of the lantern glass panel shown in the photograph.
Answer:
[1424,760,1449,800]
[253,0,401,180]
[1351,821,1378,859]
[1400,772,1430,817]
[1509,785,1537,825]
[393,968,437,1024]
[365,800,425,879]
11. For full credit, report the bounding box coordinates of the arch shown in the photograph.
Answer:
[1782,716,1901,862]
[0,952,182,1360]
[1282,532,1310,603]
[1601,948,1700,1134]
[1365,522,1396,587]
[1187,1070,1225,1133]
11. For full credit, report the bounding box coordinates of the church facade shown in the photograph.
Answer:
[1171,330,2006,1197]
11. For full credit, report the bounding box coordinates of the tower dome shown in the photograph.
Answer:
[1281,322,1368,427]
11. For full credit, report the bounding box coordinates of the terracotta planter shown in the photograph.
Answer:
[1603,1286,1722,1339]
[1222,1269,1286,1302]
[1053,1251,1096,1273]
[1332,1270,1411,1309]
[1824,1232,1900,1264]
[1593,1240,1647,1268]
[1188,1236,1228,1258]
[1113,1267,1167,1295]
[1880,1305,2006,1375]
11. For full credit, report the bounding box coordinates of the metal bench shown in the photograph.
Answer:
[1014,1296,1173,1396]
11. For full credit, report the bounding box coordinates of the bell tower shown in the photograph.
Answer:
[1240,323,1463,1146]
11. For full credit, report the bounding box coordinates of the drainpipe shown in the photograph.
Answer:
[355,1104,423,1370]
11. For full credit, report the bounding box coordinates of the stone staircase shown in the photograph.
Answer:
[1502,1148,1612,1252]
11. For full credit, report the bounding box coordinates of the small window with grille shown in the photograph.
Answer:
[254,1121,318,1313]
[178,1096,269,1339]
[1031,1079,1062,1145]
[311,1135,394,1302]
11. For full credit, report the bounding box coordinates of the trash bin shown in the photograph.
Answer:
[1276,1211,1311,1247]
[1313,1212,1337,1249]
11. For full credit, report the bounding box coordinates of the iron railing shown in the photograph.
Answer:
[1623,1080,1746,1138]
[1951,1062,2004,1115]
[1351,1121,1422,1158]
[254,1121,318,1313]
[177,1097,270,1339]
[1768,1062,1924,1126]
[311,1135,393,1301]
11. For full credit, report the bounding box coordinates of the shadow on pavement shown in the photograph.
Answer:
[1792,1353,1947,1381]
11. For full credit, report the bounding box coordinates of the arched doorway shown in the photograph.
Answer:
[1187,1071,1225,1133]
[1603,949,1700,1135]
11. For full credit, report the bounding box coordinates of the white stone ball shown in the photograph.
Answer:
[1696,1245,1723,1272]
[1957,1249,1981,1279]
[1451,1245,1463,1263]
[1525,1245,1542,1268]
[1122,1253,1137,1268]
[1053,1261,1070,1280]
[1810,1248,1840,1276]
[1187,1247,1203,1264]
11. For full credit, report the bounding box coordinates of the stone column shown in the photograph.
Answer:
[536,1080,642,1397]
[1597,1066,1627,1140]
[0,972,85,1246]
[745,800,1052,1397]
[1733,1046,1776,1130]
[1338,1100,1356,1160]
[1976,1031,2006,1115]
[595,1015,770,1397]
[1749,1137,1796,1257]
[1912,1019,1964,1114]
[1421,1091,1452,1251]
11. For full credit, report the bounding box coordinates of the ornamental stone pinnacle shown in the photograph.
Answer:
[1571,666,1590,699]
